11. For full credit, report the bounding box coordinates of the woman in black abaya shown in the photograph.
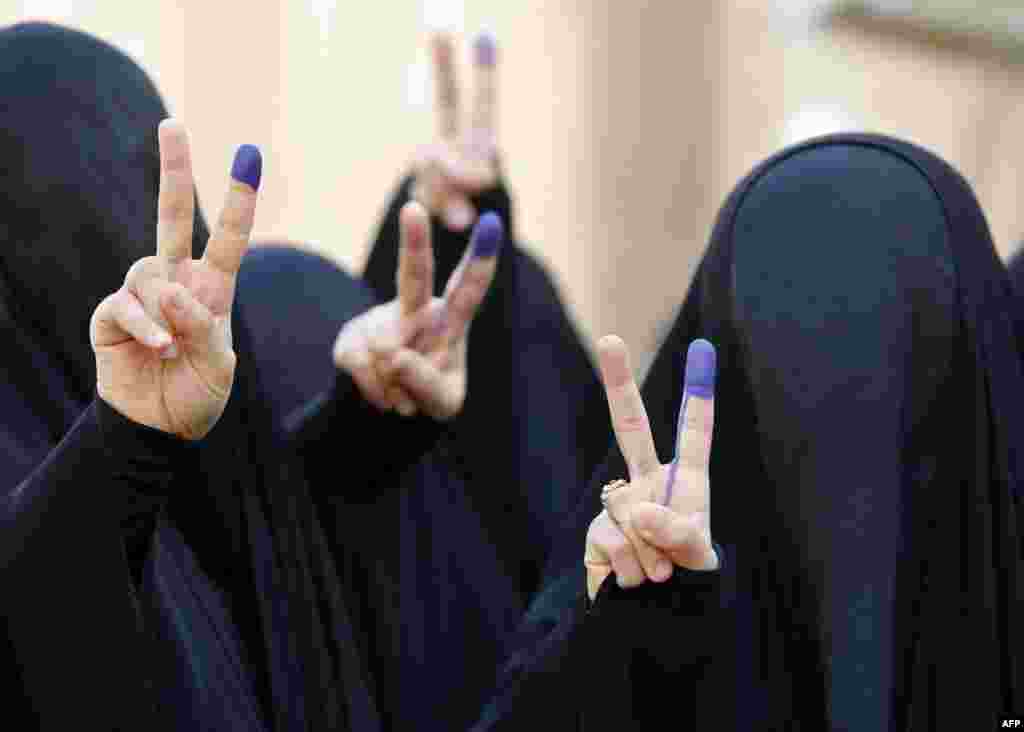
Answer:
[0,23,501,731]
[351,33,611,731]
[477,134,1023,730]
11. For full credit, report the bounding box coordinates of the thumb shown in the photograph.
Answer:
[630,502,718,572]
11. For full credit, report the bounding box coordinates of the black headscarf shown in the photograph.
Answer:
[0,23,378,731]
[234,244,377,428]
[493,134,1023,729]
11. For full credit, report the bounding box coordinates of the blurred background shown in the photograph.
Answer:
[4,0,1024,368]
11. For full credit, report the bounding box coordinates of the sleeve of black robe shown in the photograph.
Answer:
[470,551,728,732]
[286,368,453,500]
[0,398,198,730]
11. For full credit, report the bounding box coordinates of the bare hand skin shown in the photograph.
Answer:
[411,31,500,231]
[333,202,503,420]
[584,337,719,601]
[91,120,259,440]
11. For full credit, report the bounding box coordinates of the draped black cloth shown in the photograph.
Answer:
[0,22,434,731]
[364,179,611,585]
[351,181,612,729]
[477,134,1023,730]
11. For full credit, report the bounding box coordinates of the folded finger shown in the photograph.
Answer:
[156,119,196,263]
[334,322,393,411]
[203,145,261,278]
[596,515,646,590]
[159,283,215,347]
[388,347,460,420]
[597,335,660,478]
[631,501,718,571]
[128,273,186,358]
[615,504,673,583]
[442,194,475,232]
[91,289,172,350]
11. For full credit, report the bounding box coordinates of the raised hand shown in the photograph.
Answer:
[411,31,500,231]
[584,337,719,600]
[333,201,503,420]
[91,120,260,440]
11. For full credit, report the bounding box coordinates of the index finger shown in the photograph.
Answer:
[597,335,661,479]
[397,201,435,314]
[437,211,503,345]
[156,119,196,263]
[673,339,717,476]
[432,33,459,139]
[203,145,261,277]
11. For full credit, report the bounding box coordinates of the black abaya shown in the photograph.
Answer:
[0,22,439,731]
[477,134,1024,730]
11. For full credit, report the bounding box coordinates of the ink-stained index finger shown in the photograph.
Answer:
[203,145,261,278]
[674,339,716,476]
[432,33,460,139]
[471,31,497,145]
[397,201,435,315]
[597,335,661,479]
[156,119,196,263]
[438,211,503,346]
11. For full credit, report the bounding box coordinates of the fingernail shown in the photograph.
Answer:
[445,201,473,231]
[474,31,497,67]
[471,211,504,258]
[150,330,172,349]
[654,559,673,581]
[684,339,716,399]
[160,341,179,360]
[231,144,262,191]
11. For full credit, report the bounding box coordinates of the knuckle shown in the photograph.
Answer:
[683,399,714,434]
[614,412,649,433]
[158,197,193,221]
[124,257,158,289]
[606,537,632,564]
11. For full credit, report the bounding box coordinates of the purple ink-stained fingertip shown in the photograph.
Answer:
[231,144,262,191]
[684,339,716,399]
[471,211,504,258]
[474,31,497,66]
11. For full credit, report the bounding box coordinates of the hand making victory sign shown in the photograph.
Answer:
[585,337,720,601]
[333,201,503,420]
[412,30,501,231]
[91,120,260,440]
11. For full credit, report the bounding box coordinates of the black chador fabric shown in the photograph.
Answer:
[0,23,436,731]
[475,135,1023,730]
[343,181,612,730]
[364,179,612,585]
[234,244,377,429]
[237,238,566,729]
